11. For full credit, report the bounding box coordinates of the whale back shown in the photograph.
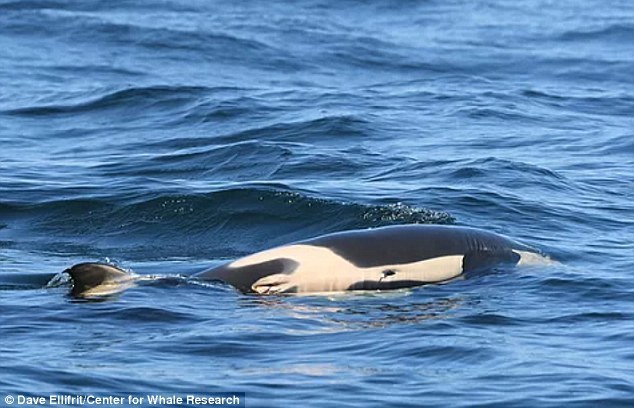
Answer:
[305,225,530,268]
[196,225,537,293]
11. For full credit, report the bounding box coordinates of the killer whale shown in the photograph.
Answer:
[64,225,548,297]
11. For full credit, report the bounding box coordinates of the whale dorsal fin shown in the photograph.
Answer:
[64,263,133,298]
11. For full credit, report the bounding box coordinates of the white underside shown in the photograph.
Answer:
[230,244,465,294]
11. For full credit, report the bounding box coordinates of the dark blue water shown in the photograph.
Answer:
[1,0,633,406]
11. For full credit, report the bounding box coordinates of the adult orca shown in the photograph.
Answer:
[64,225,549,298]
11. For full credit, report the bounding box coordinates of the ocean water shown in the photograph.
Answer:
[1,0,633,406]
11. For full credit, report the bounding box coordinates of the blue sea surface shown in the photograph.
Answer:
[1,0,634,406]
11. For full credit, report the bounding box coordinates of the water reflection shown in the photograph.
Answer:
[238,290,468,330]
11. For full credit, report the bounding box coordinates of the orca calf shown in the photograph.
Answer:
[64,225,548,298]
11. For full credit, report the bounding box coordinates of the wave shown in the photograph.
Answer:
[4,85,237,116]
[521,88,634,117]
[558,23,634,43]
[0,7,305,74]
[0,0,70,11]
[0,186,453,259]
